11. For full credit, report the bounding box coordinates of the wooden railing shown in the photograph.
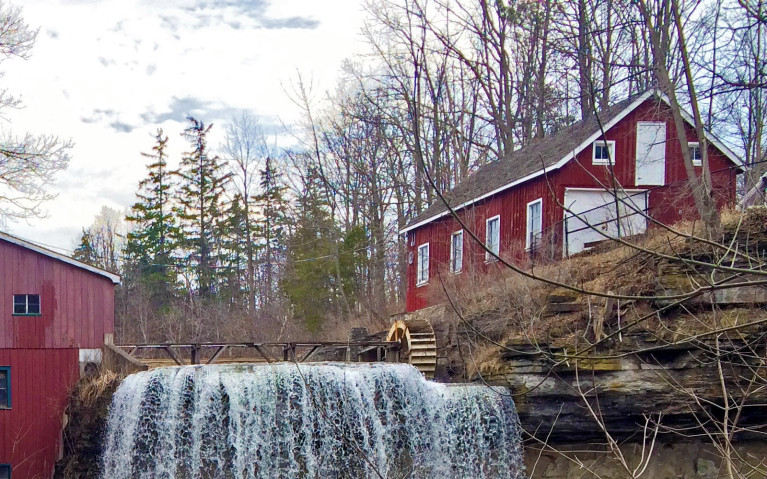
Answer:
[116,341,401,366]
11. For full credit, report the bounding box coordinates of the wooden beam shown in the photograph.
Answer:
[251,344,276,363]
[206,345,228,364]
[163,346,184,366]
[299,345,320,363]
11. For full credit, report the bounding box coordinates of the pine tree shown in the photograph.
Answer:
[174,117,230,298]
[281,197,336,331]
[255,156,290,310]
[125,129,179,306]
[73,228,97,265]
[281,168,360,331]
[218,193,250,307]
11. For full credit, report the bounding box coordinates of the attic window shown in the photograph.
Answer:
[13,294,40,316]
[593,140,616,165]
[689,142,702,167]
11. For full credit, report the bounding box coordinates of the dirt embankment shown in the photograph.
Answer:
[54,370,123,479]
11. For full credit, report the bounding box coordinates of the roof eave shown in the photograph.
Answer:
[0,232,122,284]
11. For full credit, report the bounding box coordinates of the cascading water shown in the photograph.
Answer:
[101,362,525,479]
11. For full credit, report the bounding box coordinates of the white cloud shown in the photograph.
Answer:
[3,0,366,252]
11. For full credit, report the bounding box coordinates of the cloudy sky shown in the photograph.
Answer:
[2,0,366,252]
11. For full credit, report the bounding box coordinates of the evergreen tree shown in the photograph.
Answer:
[174,117,230,298]
[281,168,362,331]
[218,193,250,306]
[281,187,336,332]
[125,129,178,305]
[73,228,97,266]
[255,156,290,310]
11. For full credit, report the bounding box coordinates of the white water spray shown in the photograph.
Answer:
[101,362,525,478]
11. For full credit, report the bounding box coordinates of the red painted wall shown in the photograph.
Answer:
[406,99,739,312]
[0,237,116,477]
[0,349,79,479]
[0,239,115,349]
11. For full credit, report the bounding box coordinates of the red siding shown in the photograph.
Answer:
[0,239,115,349]
[0,237,116,477]
[0,349,79,479]
[406,99,739,311]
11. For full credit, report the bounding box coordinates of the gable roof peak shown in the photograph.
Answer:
[0,230,121,284]
[401,89,739,234]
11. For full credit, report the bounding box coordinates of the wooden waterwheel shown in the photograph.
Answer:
[387,319,438,379]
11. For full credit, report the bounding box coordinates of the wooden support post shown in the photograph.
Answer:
[207,345,228,365]
[388,344,400,363]
[190,344,200,365]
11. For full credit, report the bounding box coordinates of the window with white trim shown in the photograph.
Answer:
[592,140,616,165]
[526,199,543,250]
[416,243,429,286]
[486,215,500,262]
[450,230,463,274]
[12,294,40,316]
[689,142,702,166]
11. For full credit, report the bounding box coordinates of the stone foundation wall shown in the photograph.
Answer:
[525,440,767,479]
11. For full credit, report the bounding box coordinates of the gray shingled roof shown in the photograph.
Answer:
[403,91,654,231]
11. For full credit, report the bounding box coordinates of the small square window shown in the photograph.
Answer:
[689,142,702,166]
[0,367,9,409]
[593,140,616,165]
[12,294,40,316]
[0,464,10,479]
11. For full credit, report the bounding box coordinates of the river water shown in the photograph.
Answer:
[101,362,525,478]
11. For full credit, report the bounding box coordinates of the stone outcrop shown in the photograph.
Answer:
[480,330,767,442]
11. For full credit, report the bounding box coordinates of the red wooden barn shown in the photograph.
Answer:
[401,90,742,312]
[0,231,120,478]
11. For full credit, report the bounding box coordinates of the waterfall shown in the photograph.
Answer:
[101,362,525,479]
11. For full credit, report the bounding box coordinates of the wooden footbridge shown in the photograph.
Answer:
[116,340,401,367]
[115,319,440,379]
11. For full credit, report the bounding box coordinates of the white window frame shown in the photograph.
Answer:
[526,198,543,251]
[485,215,500,262]
[592,140,616,165]
[450,230,463,274]
[416,243,429,286]
[688,142,702,167]
[12,294,40,316]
